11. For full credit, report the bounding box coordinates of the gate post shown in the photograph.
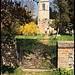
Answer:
[57,41,74,70]
[20,47,22,65]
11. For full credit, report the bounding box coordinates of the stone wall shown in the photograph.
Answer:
[37,19,56,34]
[1,40,19,68]
[57,41,74,70]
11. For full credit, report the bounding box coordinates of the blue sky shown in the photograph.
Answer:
[12,0,54,13]
[35,0,54,13]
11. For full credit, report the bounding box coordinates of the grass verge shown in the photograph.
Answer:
[49,34,74,41]
[2,67,74,75]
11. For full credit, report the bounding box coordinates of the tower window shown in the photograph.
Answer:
[64,0,68,2]
[42,4,45,10]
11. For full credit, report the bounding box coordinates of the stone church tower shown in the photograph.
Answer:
[37,0,50,34]
[37,0,56,35]
[38,0,49,26]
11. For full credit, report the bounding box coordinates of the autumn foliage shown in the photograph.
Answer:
[20,22,38,36]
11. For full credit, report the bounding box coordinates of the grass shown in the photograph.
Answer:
[57,35,74,41]
[1,34,46,41]
[1,34,74,74]
[1,34,74,41]
[2,67,74,75]
[40,59,50,67]
[49,34,74,41]
[14,34,46,40]
[3,67,26,75]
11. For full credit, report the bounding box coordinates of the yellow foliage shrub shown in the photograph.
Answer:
[20,22,38,36]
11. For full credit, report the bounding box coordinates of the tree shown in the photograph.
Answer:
[67,0,74,29]
[20,22,38,36]
[1,0,34,35]
[34,17,38,24]
[49,7,58,19]
[54,0,68,16]
[53,0,72,34]
[25,0,36,16]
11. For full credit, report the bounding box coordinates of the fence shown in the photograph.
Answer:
[1,39,74,70]
[16,38,57,69]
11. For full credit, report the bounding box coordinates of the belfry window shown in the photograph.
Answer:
[64,0,68,2]
[42,4,45,10]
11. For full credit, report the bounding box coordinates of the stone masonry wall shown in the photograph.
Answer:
[1,40,19,68]
[57,41,74,70]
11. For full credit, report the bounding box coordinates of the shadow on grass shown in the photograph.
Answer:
[16,39,57,69]
[1,38,57,74]
[36,41,57,68]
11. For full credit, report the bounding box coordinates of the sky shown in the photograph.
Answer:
[12,0,54,12]
[34,0,54,18]
[12,0,54,18]
[35,0,54,13]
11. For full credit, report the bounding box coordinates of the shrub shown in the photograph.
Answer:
[1,0,34,36]
[20,22,38,36]
[1,28,9,36]
[17,39,38,55]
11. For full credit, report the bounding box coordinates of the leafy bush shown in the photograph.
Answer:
[17,39,38,55]
[20,22,38,36]
[1,28,9,36]
[1,65,26,75]
[10,22,21,35]
[1,36,7,40]
[1,65,15,74]
[55,68,74,75]
[1,0,34,36]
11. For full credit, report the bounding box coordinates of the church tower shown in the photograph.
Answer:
[37,0,50,34]
[38,0,49,26]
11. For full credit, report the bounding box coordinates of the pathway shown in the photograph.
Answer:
[40,34,50,45]
[22,34,54,71]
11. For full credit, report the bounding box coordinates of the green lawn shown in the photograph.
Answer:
[1,34,74,41]
[57,35,74,41]
[15,34,46,39]
[1,34,46,40]
[49,34,74,41]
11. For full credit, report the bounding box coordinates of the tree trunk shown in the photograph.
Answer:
[72,29,73,36]
[33,32,35,36]
[27,32,29,38]
[57,28,59,34]
[56,28,59,39]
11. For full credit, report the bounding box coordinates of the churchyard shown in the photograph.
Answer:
[1,0,74,75]
[1,34,74,75]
